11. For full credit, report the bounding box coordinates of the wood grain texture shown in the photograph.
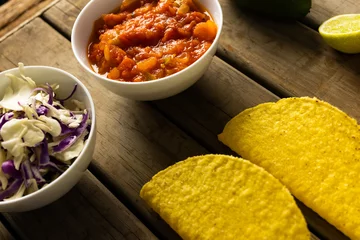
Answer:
[0,0,41,29]
[0,54,15,72]
[154,59,345,240]
[0,0,58,39]
[43,0,78,36]
[152,62,349,240]
[304,0,360,27]
[1,171,156,240]
[69,0,87,9]
[0,17,202,239]
[41,1,345,239]
[0,15,325,239]
[47,0,360,124]
[41,0,360,124]
[43,3,327,239]
[311,234,320,240]
[217,0,360,123]
[0,222,14,240]
[0,19,158,240]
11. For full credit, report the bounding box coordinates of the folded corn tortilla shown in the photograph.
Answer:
[141,154,310,240]
[219,97,360,239]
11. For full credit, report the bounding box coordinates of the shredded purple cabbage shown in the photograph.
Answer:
[75,111,89,136]
[40,161,64,173]
[2,160,22,179]
[30,166,46,183]
[53,111,89,153]
[0,80,89,200]
[20,160,34,188]
[53,135,77,153]
[0,112,14,129]
[45,83,54,105]
[39,138,50,166]
[0,179,23,201]
[36,105,48,116]
[58,121,74,136]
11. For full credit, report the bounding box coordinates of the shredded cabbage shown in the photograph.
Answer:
[0,63,90,200]
[0,149,8,190]
[0,63,35,111]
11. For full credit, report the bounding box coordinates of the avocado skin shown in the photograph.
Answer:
[236,0,312,19]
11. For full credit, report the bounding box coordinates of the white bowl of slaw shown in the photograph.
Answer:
[71,0,223,101]
[0,65,96,212]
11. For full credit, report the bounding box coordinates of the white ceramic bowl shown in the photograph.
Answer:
[72,0,223,101]
[0,66,96,212]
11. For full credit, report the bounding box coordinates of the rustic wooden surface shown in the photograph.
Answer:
[43,2,328,239]
[0,17,199,240]
[43,0,78,36]
[2,171,157,240]
[217,0,360,121]
[0,222,14,240]
[305,0,360,26]
[0,13,323,240]
[0,0,359,239]
[0,20,160,240]
[0,0,42,28]
[43,0,352,239]
[0,0,58,39]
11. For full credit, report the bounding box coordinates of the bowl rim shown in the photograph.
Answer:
[71,0,223,85]
[0,65,96,205]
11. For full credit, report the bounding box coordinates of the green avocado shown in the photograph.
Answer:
[236,0,312,19]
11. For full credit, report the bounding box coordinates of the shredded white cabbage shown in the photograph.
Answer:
[53,130,88,162]
[0,74,34,111]
[0,63,90,200]
[0,149,8,190]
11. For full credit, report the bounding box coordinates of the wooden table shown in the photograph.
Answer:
[0,0,359,239]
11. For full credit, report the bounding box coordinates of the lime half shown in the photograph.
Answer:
[319,14,360,54]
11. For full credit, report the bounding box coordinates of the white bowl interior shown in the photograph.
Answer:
[0,66,96,212]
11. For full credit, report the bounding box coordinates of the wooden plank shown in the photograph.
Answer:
[0,0,41,29]
[0,0,59,40]
[304,0,360,27]
[42,0,87,28]
[43,0,79,36]
[0,222,15,240]
[216,0,360,123]
[0,54,15,72]
[2,171,157,240]
[311,234,320,240]
[42,1,340,239]
[69,0,87,9]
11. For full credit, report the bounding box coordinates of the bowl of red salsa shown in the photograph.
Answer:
[72,0,223,100]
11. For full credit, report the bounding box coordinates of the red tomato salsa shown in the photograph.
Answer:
[88,0,217,82]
